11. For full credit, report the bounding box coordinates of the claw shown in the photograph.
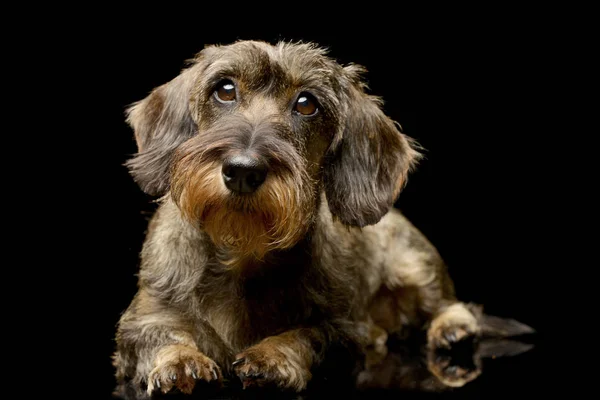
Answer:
[446,332,457,343]
[232,358,245,367]
[445,365,458,375]
[239,370,265,383]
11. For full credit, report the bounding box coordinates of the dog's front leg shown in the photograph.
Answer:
[232,327,330,392]
[114,292,228,397]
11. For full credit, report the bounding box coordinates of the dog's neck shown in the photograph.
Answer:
[208,191,333,272]
[213,228,317,276]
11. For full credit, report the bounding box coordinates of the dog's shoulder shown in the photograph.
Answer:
[316,198,416,246]
[136,198,213,301]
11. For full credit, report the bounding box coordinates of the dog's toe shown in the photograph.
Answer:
[147,345,222,395]
[431,324,478,349]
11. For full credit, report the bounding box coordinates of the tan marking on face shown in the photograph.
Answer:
[171,160,316,265]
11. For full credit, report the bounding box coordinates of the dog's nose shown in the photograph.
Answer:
[222,155,268,193]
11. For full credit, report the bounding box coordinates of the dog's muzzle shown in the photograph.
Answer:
[222,153,268,194]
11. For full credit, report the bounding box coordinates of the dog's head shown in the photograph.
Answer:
[126,40,420,259]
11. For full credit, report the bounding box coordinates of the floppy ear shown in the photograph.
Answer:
[323,65,422,227]
[125,65,199,195]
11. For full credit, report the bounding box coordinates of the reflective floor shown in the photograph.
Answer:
[112,332,541,400]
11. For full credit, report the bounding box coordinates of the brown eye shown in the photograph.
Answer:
[294,93,318,116]
[215,80,236,102]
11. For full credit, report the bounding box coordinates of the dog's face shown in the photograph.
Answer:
[126,40,420,259]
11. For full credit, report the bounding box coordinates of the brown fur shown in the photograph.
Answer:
[113,40,533,399]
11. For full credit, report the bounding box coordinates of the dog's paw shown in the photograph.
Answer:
[147,345,222,395]
[427,303,481,350]
[232,340,311,392]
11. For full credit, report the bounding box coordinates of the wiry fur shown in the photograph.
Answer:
[169,115,316,261]
[113,40,533,399]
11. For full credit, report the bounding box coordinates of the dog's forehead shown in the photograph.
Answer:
[197,41,341,91]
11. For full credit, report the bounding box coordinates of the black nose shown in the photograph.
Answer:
[222,155,268,193]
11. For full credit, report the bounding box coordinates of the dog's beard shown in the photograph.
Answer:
[171,160,315,263]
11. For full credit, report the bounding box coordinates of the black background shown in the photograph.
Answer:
[42,11,563,399]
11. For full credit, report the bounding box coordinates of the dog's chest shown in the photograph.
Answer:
[199,261,317,351]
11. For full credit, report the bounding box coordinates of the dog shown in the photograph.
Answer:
[112,40,534,398]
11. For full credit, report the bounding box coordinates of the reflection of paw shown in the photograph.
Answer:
[147,345,222,395]
[233,340,311,392]
[428,303,481,350]
[427,350,482,388]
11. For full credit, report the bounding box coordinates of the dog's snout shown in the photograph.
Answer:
[222,154,268,193]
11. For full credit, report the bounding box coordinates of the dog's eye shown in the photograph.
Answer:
[294,93,318,116]
[215,80,236,102]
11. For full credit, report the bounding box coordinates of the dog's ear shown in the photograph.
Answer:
[125,65,199,196]
[323,65,421,227]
